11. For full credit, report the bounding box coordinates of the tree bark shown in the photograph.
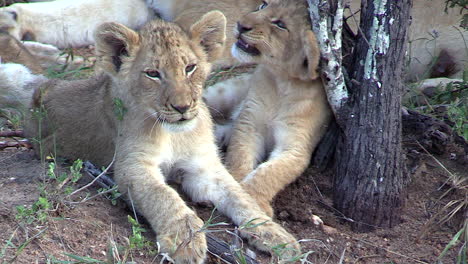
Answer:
[332,0,412,232]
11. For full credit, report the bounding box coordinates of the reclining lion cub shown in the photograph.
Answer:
[203,0,332,217]
[21,13,299,263]
[0,0,153,48]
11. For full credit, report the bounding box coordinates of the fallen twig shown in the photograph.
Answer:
[0,130,24,138]
[83,160,115,189]
[207,234,258,264]
[0,139,32,150]
[67,155,115,198]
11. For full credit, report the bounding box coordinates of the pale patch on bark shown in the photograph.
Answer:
[364,0,390,81]
[308,0,348,115]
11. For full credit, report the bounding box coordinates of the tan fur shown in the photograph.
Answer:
[0,32,84,74]
[0,32,43,74]
[0,63,47,109]
[149,0,262,68]
[0,34,82,111]
[0,0,260,68]
[24,14,299,263]
[0,10,20,39]
[204,0,332,216]
[0,0,152,48]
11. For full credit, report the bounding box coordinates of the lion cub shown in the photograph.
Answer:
[0,0,152,48]
[204,0,332,217]
[23,13,298,263]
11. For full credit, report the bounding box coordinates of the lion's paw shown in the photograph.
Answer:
[240,220,300,260]
[157,215,207,264]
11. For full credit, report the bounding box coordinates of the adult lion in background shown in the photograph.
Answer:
[203,0,332,217]
[1,12,299,263]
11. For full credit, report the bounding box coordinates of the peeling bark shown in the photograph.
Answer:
[308,0,348,117]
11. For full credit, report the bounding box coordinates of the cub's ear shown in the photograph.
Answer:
[189,10,227,62]
[94,22,140,75]
[292,30,320,81]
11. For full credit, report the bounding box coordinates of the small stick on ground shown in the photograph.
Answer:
[0,139,32,150]
[0,130,24,138]
[67,155,115,198]
[207,235,258,264]
[83,160,115,189]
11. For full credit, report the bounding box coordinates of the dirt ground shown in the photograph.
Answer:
[0,126,466,264]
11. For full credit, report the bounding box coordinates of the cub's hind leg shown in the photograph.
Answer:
[224,104,266,182]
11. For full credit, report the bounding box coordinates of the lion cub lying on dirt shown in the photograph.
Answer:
[18,13,299,263]
[204,0,332,217]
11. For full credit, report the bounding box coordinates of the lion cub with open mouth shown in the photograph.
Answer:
[23,12,298,263]
[204,0,332,217]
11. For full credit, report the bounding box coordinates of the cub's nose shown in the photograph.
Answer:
[171,104,190,114]
[237,22,252,34]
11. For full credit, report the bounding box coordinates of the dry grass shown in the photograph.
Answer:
[416,141,467,263]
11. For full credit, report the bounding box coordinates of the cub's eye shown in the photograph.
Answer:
[272,20,287,30]
[256,1,268,11]
[185,64,197,75]
[145,70,161,79]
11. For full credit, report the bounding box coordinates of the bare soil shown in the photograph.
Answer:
[0,130,466,264]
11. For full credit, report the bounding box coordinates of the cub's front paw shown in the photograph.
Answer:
[157,215,207,264]
[240,219,300,260]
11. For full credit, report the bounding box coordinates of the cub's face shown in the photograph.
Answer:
[94,12,226,131]
[128,26,209,129]
[232,0,321,80]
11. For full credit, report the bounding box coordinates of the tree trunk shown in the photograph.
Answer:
[332,0,412,232]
